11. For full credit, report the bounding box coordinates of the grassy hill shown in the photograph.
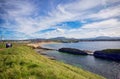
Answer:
[0,43,105,79]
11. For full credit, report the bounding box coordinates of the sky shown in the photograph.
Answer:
[0,0,120,40]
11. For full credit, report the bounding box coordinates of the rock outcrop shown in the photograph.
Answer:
[94,49,120,61]
[58,48,88,55]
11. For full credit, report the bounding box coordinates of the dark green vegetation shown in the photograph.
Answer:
[0,43,105,79]
[59,48,88,55]
[102,49,120,53]
[94,49,120,61]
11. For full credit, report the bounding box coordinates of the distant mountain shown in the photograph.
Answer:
[80,36,120,41]
[49,37,77,40]
[4,36,120,42]
[95,36,112,39]
[94,36,120,39]
[48,37,79,43]
[28,36,120,42]
[49,37,67,40]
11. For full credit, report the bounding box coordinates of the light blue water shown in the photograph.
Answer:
[41,41,120,79]
[43,41,120,51]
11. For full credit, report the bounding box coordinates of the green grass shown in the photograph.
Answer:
[0,43,105,79]
[0,42,6,48]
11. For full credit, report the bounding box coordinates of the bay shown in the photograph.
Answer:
[41,41,120,79]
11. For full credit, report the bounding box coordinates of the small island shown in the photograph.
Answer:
[94,49,120,61]
[58,47,120,61]
[58,48,88,55]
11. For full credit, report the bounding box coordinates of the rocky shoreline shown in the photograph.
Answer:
[27,42,120,61]
[58,48,120,61]
[58,48,88,55]
[94,49,120,61]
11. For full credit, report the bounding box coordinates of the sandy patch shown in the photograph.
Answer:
[27,41,59,48]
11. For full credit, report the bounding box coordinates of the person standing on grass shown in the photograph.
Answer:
[6,42,12,48]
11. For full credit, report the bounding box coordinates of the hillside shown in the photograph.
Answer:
[0,43,105,79]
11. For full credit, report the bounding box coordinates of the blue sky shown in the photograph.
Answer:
[0,0,120,40]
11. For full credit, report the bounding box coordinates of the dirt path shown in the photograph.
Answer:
[0,49,4,51]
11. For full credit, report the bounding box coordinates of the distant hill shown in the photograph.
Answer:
[80,36,120,41]
[28,36,120,42]
[49,37,77,40]
[49,37,68,40]
[94,36,120,40]
[2,36,120,42]
[48,37,79,43]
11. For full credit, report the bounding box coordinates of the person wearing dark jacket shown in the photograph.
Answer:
[6,43,12,48]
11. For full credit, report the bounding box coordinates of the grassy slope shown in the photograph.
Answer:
[0,43,105,79]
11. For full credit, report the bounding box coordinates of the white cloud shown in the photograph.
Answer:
[62,0,102,12]
[82,19,120,29]
[87,5,120,20]
[1,0,120,39]
[38,19,120,38]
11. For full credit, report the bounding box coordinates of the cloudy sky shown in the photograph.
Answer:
[0,0,120,40]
